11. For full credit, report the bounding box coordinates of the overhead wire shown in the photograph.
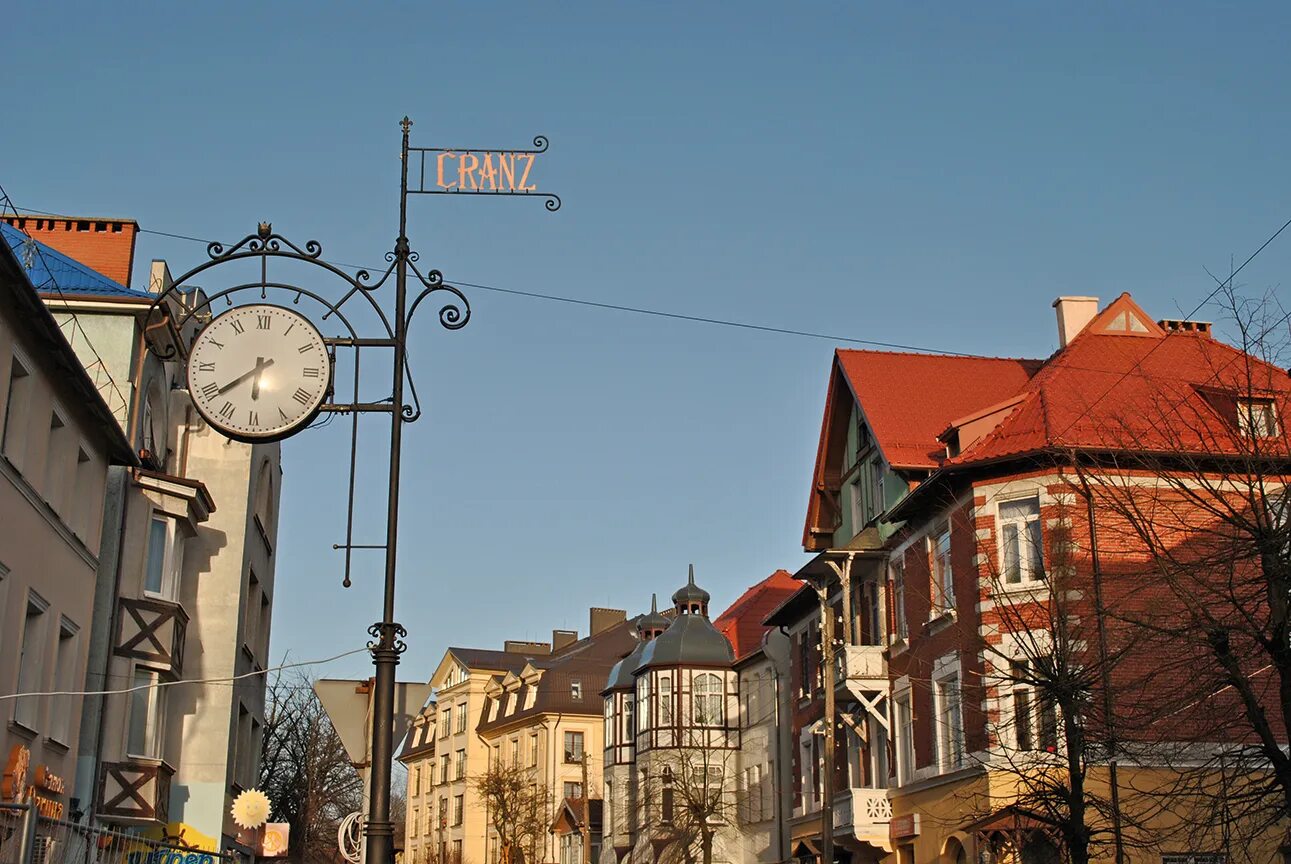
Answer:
[0,646,370,702]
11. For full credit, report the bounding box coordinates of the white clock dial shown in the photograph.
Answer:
[187,304,331,442]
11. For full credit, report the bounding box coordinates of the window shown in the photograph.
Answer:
[440,706,451,738]
[452,840,462,864]
[624,698,635,740]
[742,765,763,823]
[72,448,95,540]
[564,731,584,764]
[491,744,500,767]
[563,781,583,799]
[428,759,436,787]
[2,355,32,469]
[129,670,167,759]
[145,517,183,601]
[895,692,914,785]
[659,675,673,726]
[530,732,539,767]
[510,738,520,766]
[1000,498,1044,585]
[456,702,467,733]
[453,795,463,825]
[455,749,465,780]
[930,521,954,612]
[604,699,614,744]
[570,680,582,700]
[244,570,262,656]
[871,456,885,519]
[693,673,723,726]
[49,619,79,744]
[936,672,965,771]
[440,754,450,784]
[14,594,49,730]
[44,411,69,512]
[660,768,674,823]
[797,631,812,699]
[438,797,448,827]
[1011,660,1059,753]
[1238,399,1279,438]
[410,764,420,794]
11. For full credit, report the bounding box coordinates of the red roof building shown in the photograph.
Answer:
[779,292,1291,864]
[713,569,800,661]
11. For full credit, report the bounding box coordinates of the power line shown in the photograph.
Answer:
[0,646,369,702]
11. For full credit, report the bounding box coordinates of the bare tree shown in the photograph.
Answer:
[259,669,364,864]
[1065,284,1291,856]
[471,760,551,864]
[639,731,743,864]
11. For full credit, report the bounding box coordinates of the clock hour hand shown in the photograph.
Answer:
[217,357,274,396]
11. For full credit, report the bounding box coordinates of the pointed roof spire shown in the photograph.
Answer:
[688,563,696,585]
[652,593,659,613]
[672,563,711,610]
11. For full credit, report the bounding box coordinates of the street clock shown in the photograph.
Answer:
[187,304,331,443]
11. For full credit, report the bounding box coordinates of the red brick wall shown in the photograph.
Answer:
[2,215,138,287]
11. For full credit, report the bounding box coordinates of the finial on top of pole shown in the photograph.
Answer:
[400,116,413,133]
[688,563,695,585]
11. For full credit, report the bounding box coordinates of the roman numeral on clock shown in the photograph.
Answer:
[303,367,320,378]
[248,410,260,426]
[230,320,245,335]
[278,407,290,421]
[298,344,313,354]
[292,387,312,405]
[201,382,219,398]
[197,361,215,372]
[256,314,272,330]
[218,401,236,419]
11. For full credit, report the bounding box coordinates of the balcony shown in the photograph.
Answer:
[834,787,892,851]
[98,761,173,824]
[838,645,887,689]
[114,597,188,676]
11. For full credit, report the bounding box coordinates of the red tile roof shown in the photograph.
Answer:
[713,570,801,661]
[835,350,1043,469]
[953,294,1291,463]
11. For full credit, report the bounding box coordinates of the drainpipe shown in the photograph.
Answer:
[74,464,129,821]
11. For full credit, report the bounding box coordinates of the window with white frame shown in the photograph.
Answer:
[564,731,584,763]
[692,673,723,726]
[891,559,907,641]
[14,593,49,730]
[894,690,914,785]
[570,680,582,700]
[1238,399,1280,438]
[128,669,167,759]
[604,699,613,745]
[49,618,79,744]
[145,516,183,601]
[930,521,954,612]
[1010,660,1058,753]
[868,455,884,521]
[1000,497,1044,585]
[935,671,965,771]
[660,675,673,726]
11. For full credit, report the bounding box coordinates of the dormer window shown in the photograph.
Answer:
[1238,399,1279,438]
[570,680,582,700]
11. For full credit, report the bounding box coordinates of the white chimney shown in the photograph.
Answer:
[1053,296,1099,348]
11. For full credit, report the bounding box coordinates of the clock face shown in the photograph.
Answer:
[187,304,331,442]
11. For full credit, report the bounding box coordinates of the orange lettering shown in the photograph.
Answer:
[436,153,458,189]
[457,154,479,191]
[497,154,516,190]
[516,154,536,192]
[477,153,498,191]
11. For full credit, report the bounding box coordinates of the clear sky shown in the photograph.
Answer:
[5,3,1290,684]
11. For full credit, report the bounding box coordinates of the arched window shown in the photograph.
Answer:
[660,767,674,824]
[693,673,723,726]
[624,698,635,740]
[604,698,614,746]
[659,675,673,726]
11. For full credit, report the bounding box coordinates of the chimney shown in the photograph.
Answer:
[503,640,551,655]
[552,629,579,653]
[590,607,627,636]
[1158,318,1212,337]
[2,215,139,287]
[1053,296,1100,348]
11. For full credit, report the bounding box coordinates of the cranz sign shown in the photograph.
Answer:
[408,136,560,210]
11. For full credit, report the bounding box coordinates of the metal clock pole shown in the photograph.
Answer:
[365,117,415,864]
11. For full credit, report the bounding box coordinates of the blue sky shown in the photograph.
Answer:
[5,3,1290,683]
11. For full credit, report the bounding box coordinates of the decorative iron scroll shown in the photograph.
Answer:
[409,136,561,210]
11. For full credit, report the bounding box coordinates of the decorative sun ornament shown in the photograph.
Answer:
[231,788,272,830]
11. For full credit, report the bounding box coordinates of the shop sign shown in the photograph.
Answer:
[433,151,540,193]
[1,745,66,819]
[129,822,219,864]
[889,813,921,840]
[1162,856,1226,864]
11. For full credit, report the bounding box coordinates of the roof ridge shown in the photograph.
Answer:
[836,346,1045,365]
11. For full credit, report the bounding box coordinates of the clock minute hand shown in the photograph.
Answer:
[217,357,274,396]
